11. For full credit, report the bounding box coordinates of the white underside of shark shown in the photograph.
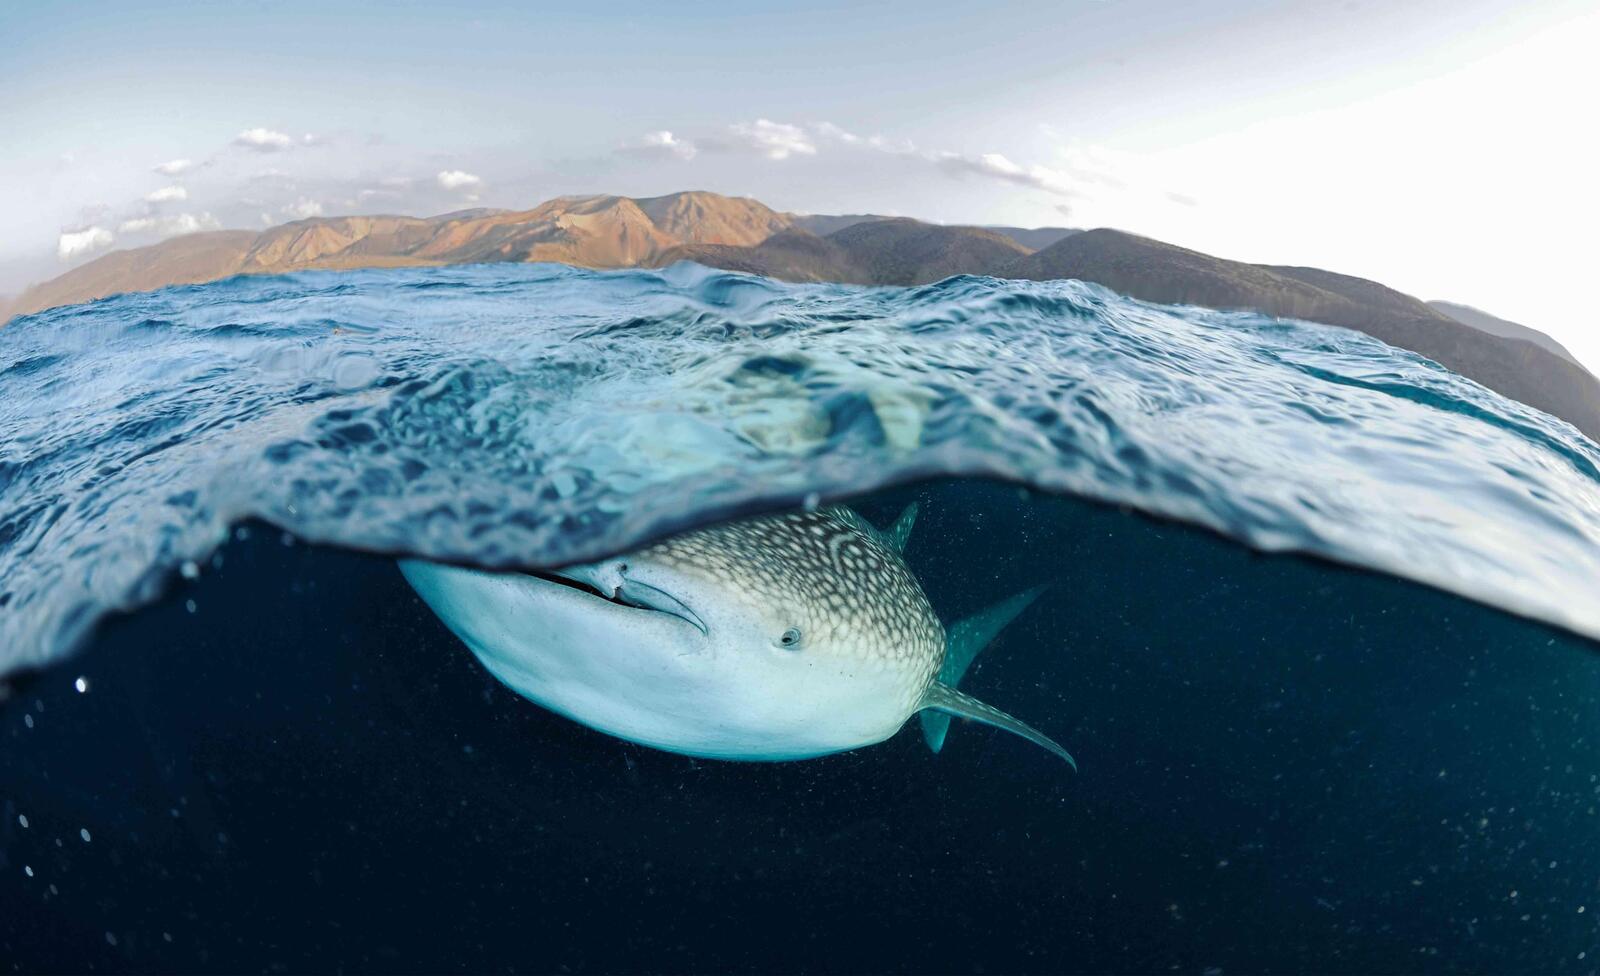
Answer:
[400,505,1074,767]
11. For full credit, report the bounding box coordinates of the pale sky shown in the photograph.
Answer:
[2,0,1595,367]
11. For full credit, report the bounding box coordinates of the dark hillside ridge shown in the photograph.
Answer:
[656,229,861,283]
[1429,300,1581,369]
[790,213,1078,252]
[1010,229,1600,441]
[791,214,889,237]
[983,225,1079,250]
[825,219,1030,285]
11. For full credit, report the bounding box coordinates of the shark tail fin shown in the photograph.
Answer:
[919,585,1048,755]
[918,682,1076,770]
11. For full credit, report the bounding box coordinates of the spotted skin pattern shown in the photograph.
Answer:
[633,509,945,715]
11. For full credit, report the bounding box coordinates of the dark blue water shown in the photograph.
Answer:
[3,265,1599,972]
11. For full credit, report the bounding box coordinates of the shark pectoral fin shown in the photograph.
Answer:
[919,709,955,754]
[921,584,1048,753]
[939,584,1046,688]
[918,682,1077,770]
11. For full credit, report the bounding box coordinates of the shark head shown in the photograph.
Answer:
[400,504,1075,766]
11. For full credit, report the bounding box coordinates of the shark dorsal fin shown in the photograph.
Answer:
[917,681,1076,770]
[824,502,919,555]
[884,502,918,554]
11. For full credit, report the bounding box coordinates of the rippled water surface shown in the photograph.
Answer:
[2,262,1599,672]
[3,265,1600,973]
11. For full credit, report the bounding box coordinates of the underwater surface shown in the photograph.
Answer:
[2,263,1599,972]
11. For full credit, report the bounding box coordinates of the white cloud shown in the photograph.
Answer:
[707,118,1077,196]
[1047,144,1129,190]
[807,121,1082,198]
[975,153,1025,179]
[144,185,189,204]
[727,119,815,160]
[260,212,274,226]
[813,121,861,145]
[619,130,697,161]
[117,212,221,237]
[154,158,194,176]
[808,121,916,153]
[866,134,916,154]
[436,170,483,191]
[235,127,295,151]
[379,175,414,188]
[629,116,1088,202]
[281,198,324,219]
[929,150,1077,197]
[57,226,115,260]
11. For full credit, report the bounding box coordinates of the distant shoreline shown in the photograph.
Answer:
[7,190,1594,444]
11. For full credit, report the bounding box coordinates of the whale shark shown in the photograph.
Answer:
[399,504,1074,767]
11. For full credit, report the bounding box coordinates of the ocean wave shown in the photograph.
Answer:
[2,261,1598,673]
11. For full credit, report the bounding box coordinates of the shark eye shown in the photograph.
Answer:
[778,627,802,649]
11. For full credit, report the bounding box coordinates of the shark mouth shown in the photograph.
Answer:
[527,568,708,635]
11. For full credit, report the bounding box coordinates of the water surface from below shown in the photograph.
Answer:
[3,480,1596,973]
[5,263,1600,675]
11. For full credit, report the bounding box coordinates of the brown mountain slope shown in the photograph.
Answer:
[404,195,673,266]
[5,191,788,317]
[241,215,442,271]
[790,213,888,237]
[659,219,1032,287]
[6,196,1595,444]
[1009,229,1600,441]
[827,218,1030,285]
[655,229,862,283]
[1428,300,1583,369]
[1007,228,1334,313]
[10,231,260,317]
[636,190,792,246]
[1266,263,1442,321]
[788,213,1077,251]
[986,225,1079,251]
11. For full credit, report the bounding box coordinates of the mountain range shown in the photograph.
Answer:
[1427,300,1581,367]
[3,190,1590,441]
